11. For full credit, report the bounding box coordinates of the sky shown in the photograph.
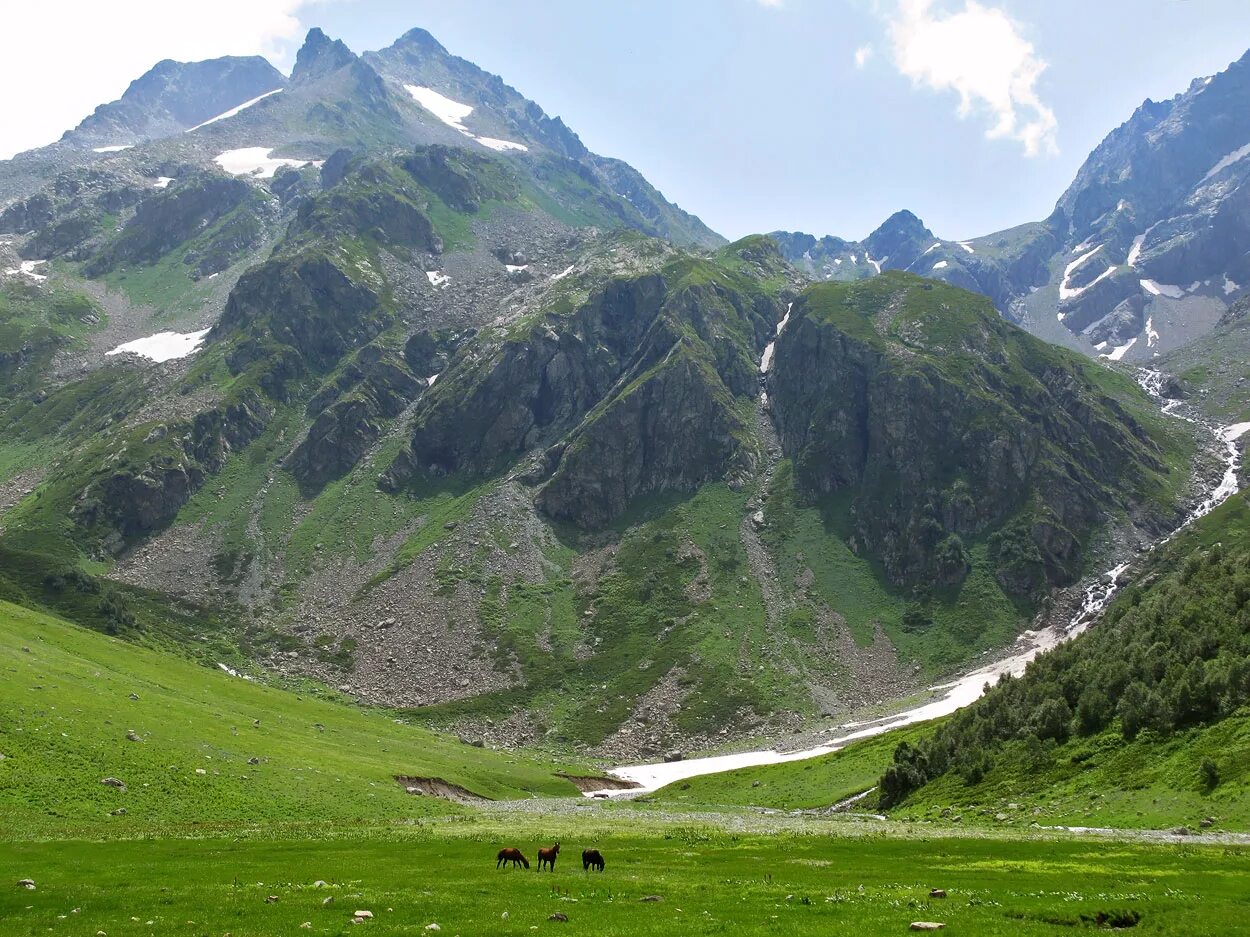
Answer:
[3,0,1250,240]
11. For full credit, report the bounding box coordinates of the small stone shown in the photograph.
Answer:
[322,896,334,906]
[300,924,311,930]
[502,911,509,920]
[110,807,127,816]
[354,910,373,919]
[128,693,139,701]
[265,895,279,903]
[751,780,761,788]
[929,889,946,898]
[100,777,126,790]
[17,879,35,889]
[313,880,329,888]
[910,924,946,932]
[547,913,567,922]
[126,730,142,742]
[248,757,260,765]
[640,895,663,902]
[195,768,207,776]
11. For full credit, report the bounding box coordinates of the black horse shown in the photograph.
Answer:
[582,848,605,872]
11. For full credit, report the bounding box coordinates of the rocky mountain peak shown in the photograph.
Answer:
[291,27,358,83]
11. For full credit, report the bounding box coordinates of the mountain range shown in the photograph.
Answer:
[0,24,1242,761]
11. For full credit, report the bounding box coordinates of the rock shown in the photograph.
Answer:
[17,879,35,890]
[300,924,311,930]
[547,913,568,922]
[110,808,127,816]
[663,751,684,763]
[248,757,260,765]
[313,880,329,888]
[751,780,762,788]
[1173,826,1192,836]
[100,777,126,790]
[751,509,766,529]
[195,768,207,776]
[353,910,373,920]
[322,896,334,906]
[425,924,441,931]
[994,812,1008,822]
[929,889,946,898]
[1201,816,1215,828]
[128,693,139,700]
[910,924,946,932]
[640,895,663,902]
[126,730,142,742]
[265,895,279,903]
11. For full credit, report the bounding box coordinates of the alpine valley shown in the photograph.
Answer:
[2,21,1250,937]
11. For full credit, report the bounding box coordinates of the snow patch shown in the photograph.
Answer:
[1201,141,1250,182]
[185,88,282,132]
[1127,234,1144,267]
[1140,279,1184,298]
[958,241,975,254]
[1059,244,1106,300]
[864,252,881,274]
[932,260,948,270]
[1099,336,1137,361]
[153,176,174,189]
[217,663,254,681]
[1145,316,1159,347]
[923,241,942,255]
[3,259,48,282]
[476,136,529,153]
[551,264,575,281]
[1224,276,1240,295]
[426,271,450,288]
[504,264,529,273]
[106,328,210,363]
[214,147,310,178]
[403,84,528,153]
[92,145,132,153]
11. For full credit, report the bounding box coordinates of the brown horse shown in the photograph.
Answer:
[536,842,560,871]
[582,848,605,872]
[496,847,529,869]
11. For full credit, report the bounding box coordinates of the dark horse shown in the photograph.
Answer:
[496,847,529,869]
[536,842,560,871]
[582,848,605,872]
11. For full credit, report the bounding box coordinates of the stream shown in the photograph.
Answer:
[587,364,1249,797]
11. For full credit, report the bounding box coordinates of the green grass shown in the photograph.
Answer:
[2,828,1247,936]
[892,713,1250,831]
[0,599,587,837]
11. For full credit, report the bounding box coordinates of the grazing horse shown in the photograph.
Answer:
[582,848,605,872]
[536,842,560,871]
[496,847,529,870]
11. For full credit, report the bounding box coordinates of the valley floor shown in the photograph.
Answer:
[3,818,1248,936]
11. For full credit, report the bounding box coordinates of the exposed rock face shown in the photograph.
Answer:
[58,56,285,149]
[290,27,358,83]
[384,238,784,527]
[767,272,1177,596]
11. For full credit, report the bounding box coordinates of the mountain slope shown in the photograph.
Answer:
[877,490,1250,826]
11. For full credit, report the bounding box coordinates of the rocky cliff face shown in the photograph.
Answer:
[767,272,1184,596]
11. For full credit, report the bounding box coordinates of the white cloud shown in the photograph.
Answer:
[755,0,785,7]
[0,0,328,159]
[854,45,874,69]
[888,0,1058,156]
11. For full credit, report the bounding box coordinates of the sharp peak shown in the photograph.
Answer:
[393,27,449,54]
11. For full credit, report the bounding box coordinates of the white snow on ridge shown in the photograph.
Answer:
[1225,277,1241,295]
[186,88,283,133]
[958,241,975,254]
[923,241,942,255]
[1145,316,1160,347]
[1201,142,1250,183]
[1127,234,1145,267]
[1061,261,1114,301]
[864,252,881,274]
[1100,336,1137,361]
[92,145,132,153]
[214,147,312,178]
[551,264,575,281]
[403,84,529,153]
[153,176,174,189]
[106,328,210,363]
[1059,244,1105,300]
[1141,279,1184,298]
[932,260,948,270]
[504,264,529,273]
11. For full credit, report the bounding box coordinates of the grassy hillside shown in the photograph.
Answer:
[877,491,1250,826]
[0,599,585,836]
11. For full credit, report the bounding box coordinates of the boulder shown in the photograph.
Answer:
[910,924,945,932]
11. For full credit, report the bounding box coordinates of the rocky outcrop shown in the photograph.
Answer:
[768,272,1177,596]
[290,28,358,84]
